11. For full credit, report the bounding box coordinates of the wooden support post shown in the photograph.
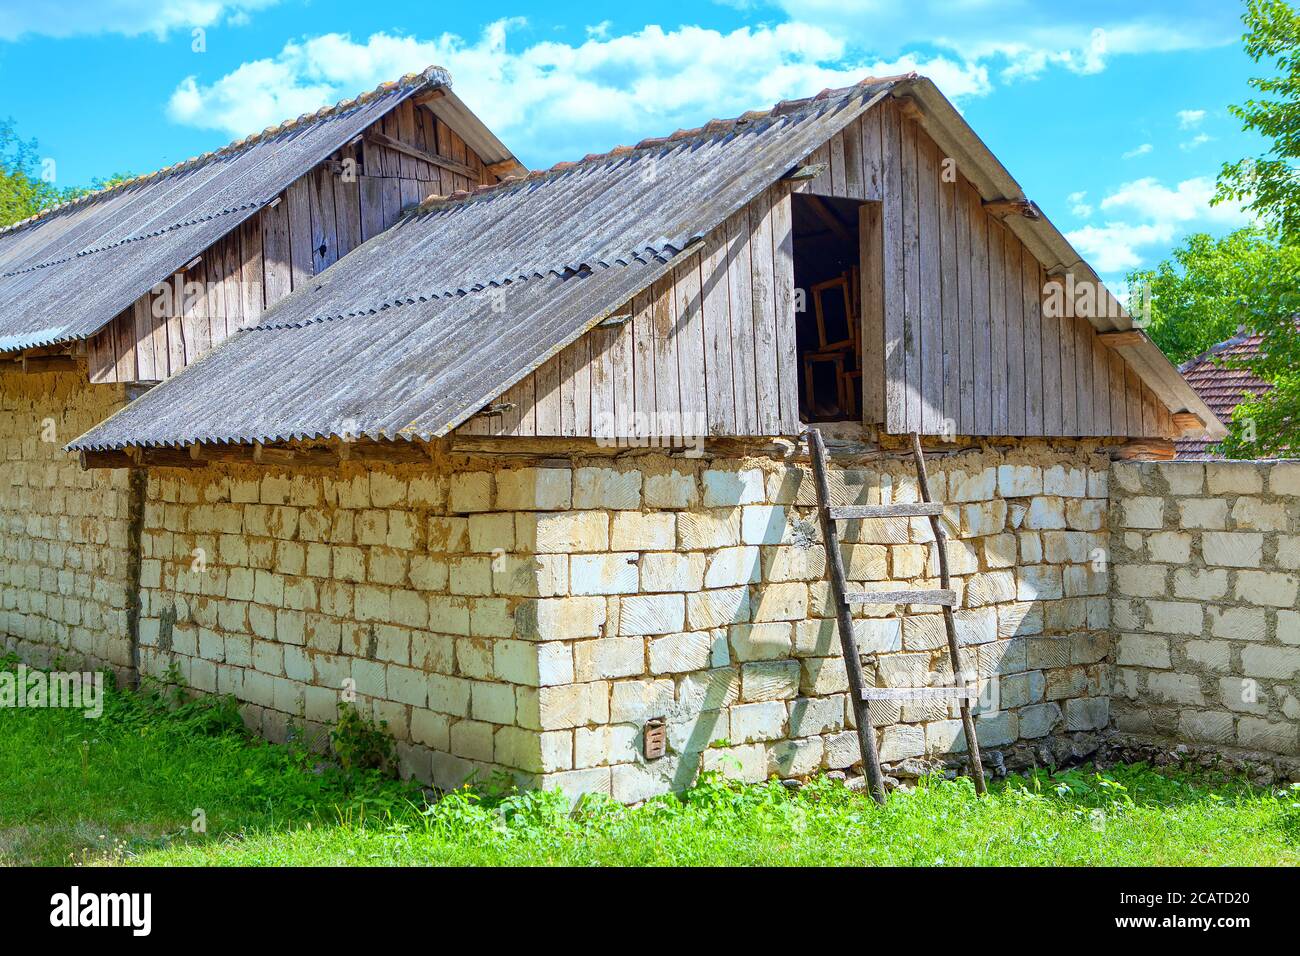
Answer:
[1110,438,1176,460]
[1096,330,1148,348]
[808,427,887,805]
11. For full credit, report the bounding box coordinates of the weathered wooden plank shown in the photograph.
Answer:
[860,106,883,201]
[900,112,922,431]
[238,218,264,328]
[986,218,1007,434]
[1074,310,1094,436]
[726,207,759,434]
[955,176,974,436]
[1109,351,1128,435]
[846,588,957,606]
[533,347,561,436]
[830,503,942,519]
[1091,320,1111,436]
[204,236,228,348]
[147,284,171,379]
[332,165,363,259]
[590,326,617,440]
[768,190,799,432]
[749,187,781,434]
[916,134,942,434]
[860,685,978,701]
[829,128,848,198]
[630,287,657,440]
[165,277,186,376]
[1126,362,1144,437]
[880,102,907,432]
[859,202,885,425]
[1021,249,1043,434]
[222,230,243,338]
[286,178,314,290]
[87,326,115,384]
[359,175,386,242]
[188,261,214,364]
[260,195,292,308]
[650,274,682,437]
[1040,258,1063,437]
[700,227,736,434]
[967,184,991,434]
[309,166,338,275]
[806,142,832,196]
[1058,270,1078,436]
[611,308,636,438]
[1003,228,1025,435]
[132,297,155,381]
[938,158,959,435]
[842,118,865,200]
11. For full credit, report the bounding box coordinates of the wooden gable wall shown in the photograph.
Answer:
[814,99,1175,440]
[457,183,802,440]
[87,98,494,385]
[459,98,1179,444]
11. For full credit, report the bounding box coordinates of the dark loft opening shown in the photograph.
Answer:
[792,193,867,423]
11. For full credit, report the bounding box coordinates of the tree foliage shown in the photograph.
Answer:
[0,118,133,229]
[1133,228,1300,367]
[1154,0,1300,457]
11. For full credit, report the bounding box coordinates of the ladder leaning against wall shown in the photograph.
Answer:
[806,427,987,805]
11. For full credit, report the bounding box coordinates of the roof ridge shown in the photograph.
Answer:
[0,65,452,239]
[407,73,914,217]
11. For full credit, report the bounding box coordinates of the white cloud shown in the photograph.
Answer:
[1066,221,1176,274]
[775,0,1235,81]
[1122,143,1153,159]
[1177,108,1206,129]
[166,21,992,164]
[1067,190,1092,218]
[1068,175,1254,278]
[1100,176,1248,227]
[1179,132,1213,151]
[0,0,276,40]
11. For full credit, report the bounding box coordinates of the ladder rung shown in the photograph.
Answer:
[845,588,956,606]
[860,685,978,701]
[828,503,943,519]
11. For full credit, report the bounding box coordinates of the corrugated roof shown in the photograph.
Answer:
[1175,333,1269,457]
[0,66,459,353]
[70,76,903,451]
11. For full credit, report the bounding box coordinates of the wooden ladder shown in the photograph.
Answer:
[807,427,987,805]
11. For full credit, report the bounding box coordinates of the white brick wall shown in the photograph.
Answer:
[0,370,134,675]
[1110,460,1300,756]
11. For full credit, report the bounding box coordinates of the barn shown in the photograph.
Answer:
[61,73,1224,799]
[0,66,517,675]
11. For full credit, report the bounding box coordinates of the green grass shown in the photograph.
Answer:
[2,667,1298,866]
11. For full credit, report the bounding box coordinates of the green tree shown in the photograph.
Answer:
[1,118,134,229]
[1133,228,1300,367]
[1188,0,1300,456]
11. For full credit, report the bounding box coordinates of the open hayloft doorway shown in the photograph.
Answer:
[792,193,869,423]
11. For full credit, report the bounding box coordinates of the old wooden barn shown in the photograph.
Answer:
[19,73,1232,798]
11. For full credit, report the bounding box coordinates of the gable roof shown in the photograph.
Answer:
[70,75,1219,452]
[0,66,517,354]
[1175,333,1268,456]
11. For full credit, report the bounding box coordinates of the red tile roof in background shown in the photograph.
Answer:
[1175,332,1270,457]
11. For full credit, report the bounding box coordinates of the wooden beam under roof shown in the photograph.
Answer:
[363,131,480,183]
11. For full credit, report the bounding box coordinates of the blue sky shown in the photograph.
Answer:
[0,0,1267,287]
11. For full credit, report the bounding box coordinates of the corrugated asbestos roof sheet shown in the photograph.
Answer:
[0,67,452,353]
[71,77,902,451]
[1175,333,1269,457]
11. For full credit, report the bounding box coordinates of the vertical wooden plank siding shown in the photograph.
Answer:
[1020,241,1043,434]
[967,183,991,434]
[726,207,759,434]
[880,101,907,430]
[900,114,923,430]
[986,218,1008,433]
[749,187,782,433]
[1002,224,1025,435]
[700,231,736,434]
[769,188,800,430]
[859,202,885,425]
[90,107,496,385]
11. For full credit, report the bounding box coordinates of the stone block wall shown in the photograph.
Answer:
[1110,460,1300,756]
[134,442,1111,801]
[0,370,135,675]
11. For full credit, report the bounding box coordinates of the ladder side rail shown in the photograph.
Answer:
[808,428,888,805]
[910,432,988,796]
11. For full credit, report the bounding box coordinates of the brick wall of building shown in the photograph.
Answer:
[134,441,1111,800]
[1110,460,1300,756]
[0,370,134,675]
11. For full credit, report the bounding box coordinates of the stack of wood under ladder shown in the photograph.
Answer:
[807,427,987,805]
